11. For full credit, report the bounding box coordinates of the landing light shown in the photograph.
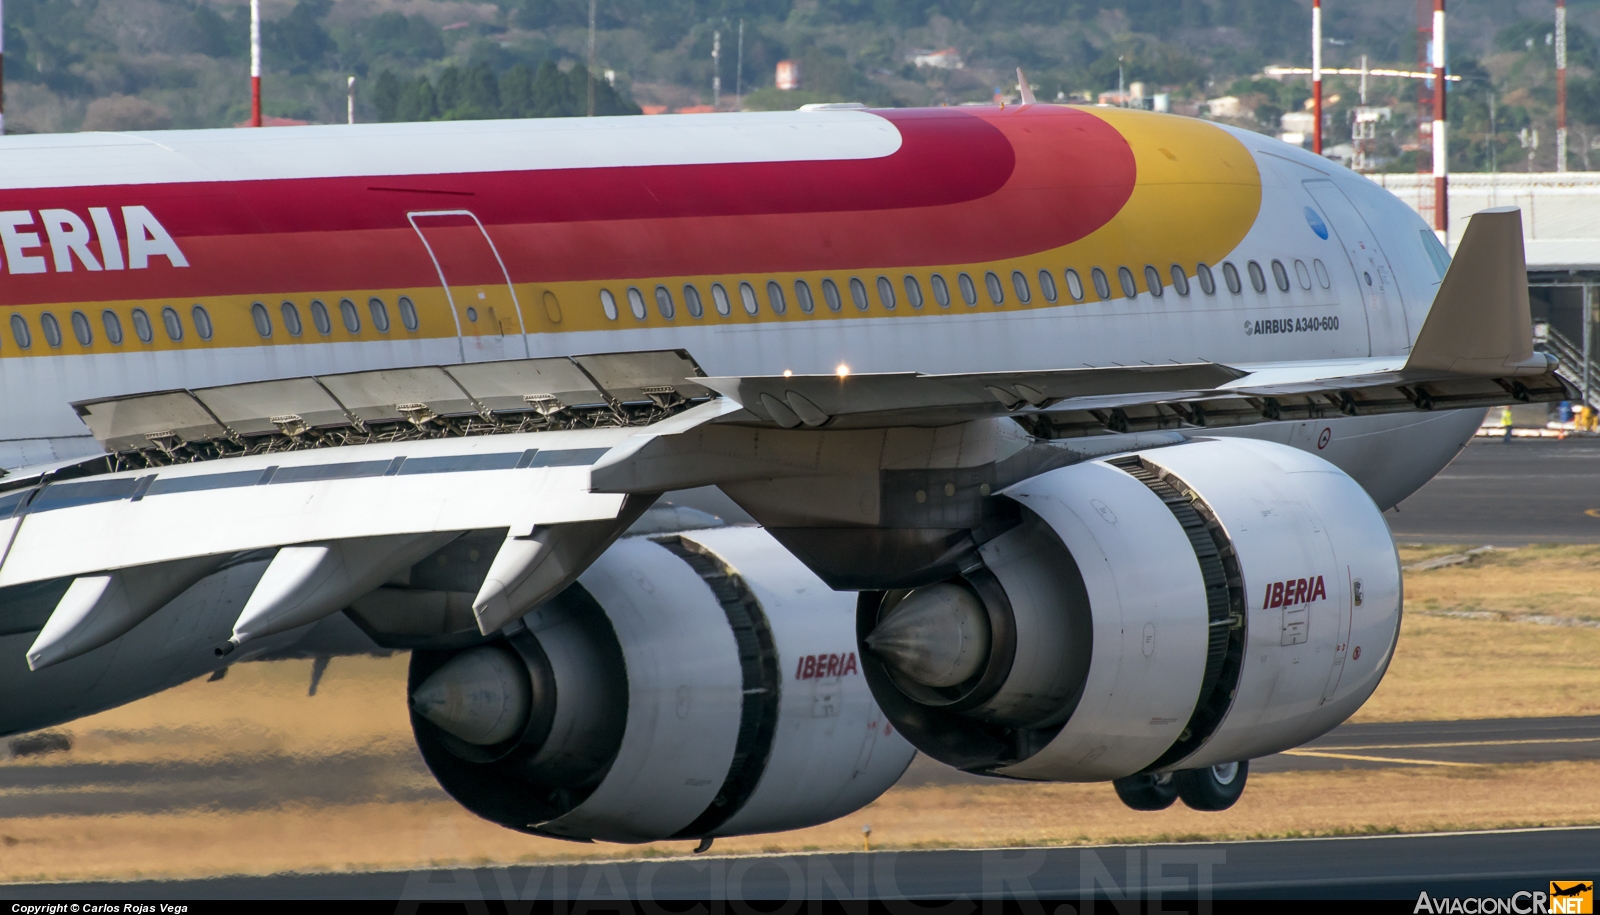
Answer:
[783,369,793,377]
[837,364,851,378]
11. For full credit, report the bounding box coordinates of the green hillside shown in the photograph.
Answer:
[3,0,1597,171]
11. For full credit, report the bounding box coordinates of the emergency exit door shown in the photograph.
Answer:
[1302,181,1410,356]
[408,211,529,362]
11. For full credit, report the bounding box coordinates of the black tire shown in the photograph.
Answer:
[1112,772,1179,811]
[1174,760,1249,811]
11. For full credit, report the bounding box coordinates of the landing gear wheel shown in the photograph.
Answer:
[1112,772,1179,811]
[1173,761,1248,811]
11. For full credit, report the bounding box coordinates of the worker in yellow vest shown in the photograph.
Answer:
[1500,406,1515,442]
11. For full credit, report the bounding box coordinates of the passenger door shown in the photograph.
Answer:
[408,211,529,362]
[1302,181,1409,357]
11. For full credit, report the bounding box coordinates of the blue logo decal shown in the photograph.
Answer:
[1304,207,1330,240]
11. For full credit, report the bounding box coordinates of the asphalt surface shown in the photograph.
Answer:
[1388,435,1600,544]
[4,827,1596,900]
[5,715,1597,816]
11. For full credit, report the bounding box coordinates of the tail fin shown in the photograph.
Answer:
[1405,207,1551,377]
[1016,68,1037,105]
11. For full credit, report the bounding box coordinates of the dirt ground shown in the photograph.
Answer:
[1,545,1597,883]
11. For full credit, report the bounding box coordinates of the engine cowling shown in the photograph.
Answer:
[859,437,1401,780]
[409,526,915,843]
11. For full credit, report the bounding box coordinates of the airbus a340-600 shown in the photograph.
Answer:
[0,99,1563,839]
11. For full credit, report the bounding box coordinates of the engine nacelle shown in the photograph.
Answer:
[860,437,1401,781]
[410,526,914,843]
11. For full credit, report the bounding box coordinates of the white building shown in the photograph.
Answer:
[910,48,963,69]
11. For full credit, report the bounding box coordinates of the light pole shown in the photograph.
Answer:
[712,30,720,109]
[0,0,7,137]
[1558,0,1568,172]
[1431,0,1448,240]
[587,0,596,117]
[1312,0,1323,155]
[250,0,262,127]
[347,75,355,125]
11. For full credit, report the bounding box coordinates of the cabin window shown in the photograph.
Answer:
[626,287,647,320]
[876,276,896,309]
[739,282,759,315]
[71,310,93,345]
[369,297,391,332]
[1011,271,1031,304]
[192,305,214,340]
[849,277,870,310]
[683,285,704,319]
[1144,266,1164,298]
[822,278,843,312]
[931,274,951,307]
[102,310,123,345]
[1294,259,1312,289]
[766,280,787,314]
[11,314,31,349]
[1313,259,1332,288]
[1271,259,1291,292]
[1091,268,1111,300]
[161,307,183,341]
[1038,270,1058,303]
[41,312,63,347]
[1197,264,1216,295]
[338,298,360,333]
[1118,266,1138,299]
[252,303,273,338]
[1170,265,1190,297]
[1065,269,1085,302]
[1222,263,1242,294]
[654,285,675,320]
[600,289,619,321]
[984,271,1004,305]
[904,275,924,308]
[711,283,732,316]
[308,300,330,335]
[131,309,153,343]
[958,273,978,306]
[281,302,303,336]
[1248,261,1268,294]
[794,279,815,313]
[398,297,419,331]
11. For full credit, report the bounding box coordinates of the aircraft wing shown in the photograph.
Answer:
[2,207,1563,671]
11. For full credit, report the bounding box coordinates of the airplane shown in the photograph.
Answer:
[0,100,1567,843]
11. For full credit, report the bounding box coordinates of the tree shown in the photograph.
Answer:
[373,71,404,122]
[266,0,337,72]
[501,65,536,118]
[397,78,440,121]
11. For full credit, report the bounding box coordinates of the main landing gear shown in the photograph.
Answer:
[1112,761,1249,812]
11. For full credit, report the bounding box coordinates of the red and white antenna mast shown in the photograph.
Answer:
[1558,0,1569,172]
[1431,0,1448,239]
[1312,0,1323,155]
[250,0,262,128]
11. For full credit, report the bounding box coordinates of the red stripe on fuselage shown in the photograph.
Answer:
[0,107,1136,305]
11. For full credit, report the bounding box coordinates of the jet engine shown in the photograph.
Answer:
[858,437,1401,784]
[407,526,915,843]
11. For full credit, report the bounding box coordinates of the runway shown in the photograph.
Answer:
[1388,436,1600,544]
[4,826,1596,900]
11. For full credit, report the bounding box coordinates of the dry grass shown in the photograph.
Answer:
[1,761,1598,884]
[3,546,1600,883]
[1398,543,1600,623]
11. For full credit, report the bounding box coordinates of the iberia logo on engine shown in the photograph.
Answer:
[795,652,859,680]
[1262,575,1327,609]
